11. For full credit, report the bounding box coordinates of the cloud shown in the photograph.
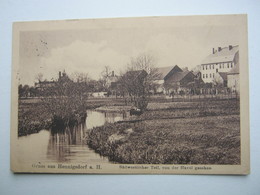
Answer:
[35,34,207,83]
[144,33,207,69]
[38,40,129,81]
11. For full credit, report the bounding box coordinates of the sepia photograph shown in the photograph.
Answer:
[11,14,249,174]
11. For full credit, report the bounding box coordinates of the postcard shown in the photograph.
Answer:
[11,14,249,174]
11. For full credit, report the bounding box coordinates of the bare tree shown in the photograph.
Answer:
[35,73,44,82]
[70,72,90,83]
[101,66,112,78]
[100,66,112,89]
[128,53,156,73]
[120,53,160,111]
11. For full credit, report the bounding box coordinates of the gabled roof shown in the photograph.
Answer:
[164,65,183,80]
[170,71,191,82]
[218,72,228,81]
[155,66,175,80]
[202,45,239,64]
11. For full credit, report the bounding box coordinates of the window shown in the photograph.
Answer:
[231,62,233,68]
[210,65,211,69]
[210,73,211,78]
[216,69,218,73]
[206,65,207,70]
[213,65,214,69]
[220,64,221,68]
[206,74,208,78]
[213,73,215,78]
[227,63,229,68]
[203,74,204,78]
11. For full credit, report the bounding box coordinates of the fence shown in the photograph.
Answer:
[149,92,240,103]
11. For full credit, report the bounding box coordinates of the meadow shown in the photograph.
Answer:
[87,99,240,164]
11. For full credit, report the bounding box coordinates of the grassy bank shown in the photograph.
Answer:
[18,97,127,136]
[87,99,240,164]
[18,99,51,136]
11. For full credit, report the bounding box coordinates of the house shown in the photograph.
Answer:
[227,62,240,93]
[105,71,119,88]
[35,70,72,91]
[201,45,239,83]
[153,66,176,94]
[163,65,196,95]
[35,80,56,91]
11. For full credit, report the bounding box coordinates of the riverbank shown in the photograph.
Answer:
[18,97,127,136]
[18,99,51,136]
[87,99,240,164]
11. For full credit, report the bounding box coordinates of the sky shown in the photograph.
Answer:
[19,18,240,86]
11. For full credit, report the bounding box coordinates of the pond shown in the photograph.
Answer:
[16,110,129,164]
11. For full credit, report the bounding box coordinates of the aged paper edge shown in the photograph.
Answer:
[10,14,250,174]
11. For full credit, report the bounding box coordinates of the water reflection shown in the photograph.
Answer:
[17,110,128,164]
[47,124,84,162]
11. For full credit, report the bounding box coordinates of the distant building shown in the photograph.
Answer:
[35,80,56,91]
[153,66,176,93]
[227,62,240,93]
[57,70,71,83]
[105,71,119,88]
[35,70,71,91]
[163,65,196,94]
[201,45,239,83]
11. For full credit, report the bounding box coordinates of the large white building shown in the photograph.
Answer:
[201,45,239,84]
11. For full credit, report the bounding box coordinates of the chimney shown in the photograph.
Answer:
[112,71,114,77]
[229,45,233,50]
[218,47,222,52]
[212,48,215,54]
